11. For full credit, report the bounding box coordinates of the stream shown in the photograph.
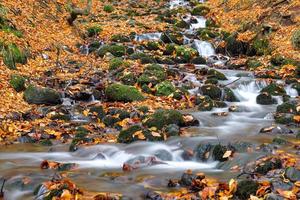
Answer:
[0,0,299,199]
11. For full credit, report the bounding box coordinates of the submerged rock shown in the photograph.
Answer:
[256,93,276,105]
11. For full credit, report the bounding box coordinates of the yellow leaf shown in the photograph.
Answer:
[61,189,72,200]
[83,109,89,117]
[151,131,161,137]
[223,150,232,158]
[133,130,145,140]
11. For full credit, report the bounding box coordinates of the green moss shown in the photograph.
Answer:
[102,115,119,127]
[252,38,271,56]
[145,41,160,51]
[256,159,282,174]
[256,93,275,105]
[275,115,293,124]
[86,25,102,37]
[225,34,246,56]
[137,64,166,85]
[201,84,222,100]
[205,78,218,85]
[97,45,126,57]
[272,137,288,145]
[224,88,239,102]
[212,144,228,162]
[111,34,130,42]
[9,74,25,92]
[155,80,175,96]
[261,83,286,96]
[197,96,213,111]
[175,45,198,62]
[129,52,155,64]
[235,180,259,199]
[197,28,219,40]
[292,83,300,95]
[103,4,114,13]
[2,43,27,70]
[89,106,105,119]
[40,139,53,146]
[50,113,71,121]
[246,59,262,69]
[24,85,61,105]
[164,44,176,55]
[276,102,296,114]
[138,106,149,113]
[191,5,210,16]
[160,32,184,45]
[175,20,190,29]
[105,83,144,102]
[143,109,184,130]
[207,69,227,80]
[291,29,300,49]
[120,72,137,85]
[109,58,126,71]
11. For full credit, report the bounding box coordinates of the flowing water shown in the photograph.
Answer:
[0,0,298,199]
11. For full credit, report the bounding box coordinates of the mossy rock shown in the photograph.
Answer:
[256,93,276,105]
[9,74,26,92]
[191,5,210,16]
[118,125,164,143]
[174,45,198,63]
[256,159,282,174]
[225,34,247,56]
[137,64,166,85]
[191,56,206,64]
[274,114,293,124]
[292,29,300,50]
[111,34,130,42]
[224,88,239,102]
[143,109,184,130]
[213,100,227,108]
[205,19,218,28]
[205,78,218,85]
[207,69,227,80]
[102,115,120,127]
[2,43,27,69]
[164,44,176,55]
[276,102,296,114]
[145,41,160,51]
[201,84,222,100]
[251,38,271,56]
[175,20,190,29]
[246,59,262,69]
[109,58,125,71]
[120,73,137,85]
[261,83,286,96]
[129,52,155,64]
[165,124,180,137]
[160,32,184,45]
[272,137,288,145]
[235,180,259,199]
[105,83,144,102]
[212,144,228,162]
[50,113,71,121]
[155,80,176,96]
[197,28,219,40]
[89,106,105,119]
[97,45,126,57]
[24,85,61,105]
[196,96,214,111]
[86,25,102,37]
[40,139,53,146]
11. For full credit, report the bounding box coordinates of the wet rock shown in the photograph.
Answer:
[259,125,294,134]
[207,69,227,80]
[143,109,184,130]
[235,180,259,199]
[255,159,282,175]
[213,100,227,108]
[97,44,126,57]
[205,78,218,85]
[276,102,297,114]
[165,124,180,137]
[18,135,35,143]
[175,20,190,29]
[272,137,288,145]
[137,64,166,86]
[265,193,284,200]
[274,113,294,124]
[160,32,184,45]
[111,34,131,43]
[155,80,175,96]
[195,143,214,161]
[105,84,144,102]
[154,149,173,161]
[201,85,222,100]
[24,85,61,105]
[225,34,248,56]
[197,96,213,111]
[285,167,300,182]
[224,87,239,102]
[174,45,198,63]
[292,82,300,95]
[212,144,228,162]
[180,171,195,186]
[256,93,276,105]
[191,5,210,16]
[261,83,286,96]
[9,74,26,92]
[130,52,156,64]
[145,191,163,200]
[191,56,206,64]
[271,180,293,191]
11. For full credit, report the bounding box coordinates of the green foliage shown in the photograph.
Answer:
[291,29,300,49]
[104,4,114,13]
[155,80,176,96]
[9,74,26,92]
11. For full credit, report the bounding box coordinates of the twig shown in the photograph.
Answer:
[223,77,241,87]
[0,179,6,198]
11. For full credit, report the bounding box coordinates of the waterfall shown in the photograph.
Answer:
[193,40,215,57]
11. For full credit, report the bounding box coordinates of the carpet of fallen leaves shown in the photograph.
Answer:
[207,0,300,61]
